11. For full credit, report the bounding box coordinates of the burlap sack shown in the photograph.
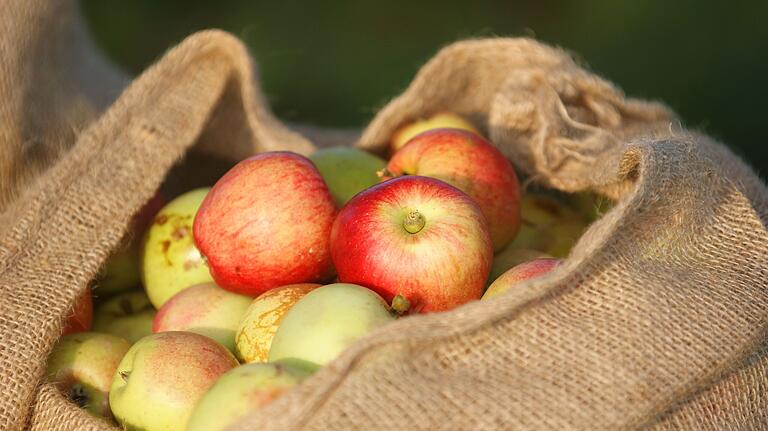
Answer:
[1,1,766,430]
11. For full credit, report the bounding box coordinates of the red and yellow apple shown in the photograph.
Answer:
[390,112,479,153]
[330,176,492,313]
[309,146,386,206]
[385,128,520,251]
[46,332,131,419]
[109,332,238,431]
[483,258,561,300]
[153,282,252,353]
[194,152,337,296]
[62,288,93,335]
[488,247,551,286]
[92,291,155,344]
[235,283,319,363]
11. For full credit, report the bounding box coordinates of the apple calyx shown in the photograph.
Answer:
[69,383,89,408]
[391,294,411,315]
[119,371,130,382]
[403,211,426,234]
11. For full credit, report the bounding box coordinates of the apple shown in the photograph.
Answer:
[568,191,613,223]
[483,258,561,300]
[390,112,480,153]
[194,152,337,296]
[46,332,131,419]
[309,146,386,206]
[109,332,238,431]
[141,188,214,308]
[330,176,492,313]
[508,193,588,257]
[488,247,551,286]
[268,283,396,371]
[97,192,166,297]
[385,128,520,251]
[92,291,155,344]
[235,283,319,363]
[153,282,252,353]
[186,362,309,431]
[62,288,93,335]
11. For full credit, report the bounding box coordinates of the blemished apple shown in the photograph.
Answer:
[153,282,252,353]
[508,193,588,258]
[46,332,131,419]
[186,362,309,431]
[235,283,319,363]
[109,332,238,431]
[62,288,93,335]
[330,176,492,313]
[268,283,396,371]
[194,152,337,296]
[309,146,386,206]
[92,291,156,344]
[390,112,480,153]
[488,248,551,286]
[385,128,521,251]
[141,188,214,308]
[483,258,561,300]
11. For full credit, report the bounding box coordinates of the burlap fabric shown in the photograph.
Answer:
[1,1,766,430]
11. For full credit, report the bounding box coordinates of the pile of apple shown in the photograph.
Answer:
[47,113,607,431]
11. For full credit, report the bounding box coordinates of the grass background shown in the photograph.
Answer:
[82,0,767,175]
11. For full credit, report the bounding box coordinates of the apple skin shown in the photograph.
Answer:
[193,152,337,296]
[330,176,492,313]
[509,193,588,258]
[46,332,131,419]
[390,112,480,153]
[141,188,214,308]
[386,128,521,252]
[483,258,561,300]
[268,283,396,371]
[309,146,387,206]
[109,332,238,431]
[62,288,93,335]
[235,283,319,363]
[488,248,551,287]
[92,291,156,344]
[153,282,252,353]
[186,362,309,431]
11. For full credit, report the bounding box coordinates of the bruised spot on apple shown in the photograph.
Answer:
[483,258,561,300]
[330,176,493,313]
[194,152,337,296]
[386,128,521,252]
[62,288,93,335]
[390,112,480,154]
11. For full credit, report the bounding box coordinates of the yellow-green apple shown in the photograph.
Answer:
[97,193,166,297]
[330,176,492,313]
[153,282,252,353]
[235,283,319,363]
[109,332,238,431]
[385,129,520,251]
[141,188,213,308]
[46,332,130,419]
[509,193,588,258]
[309,146,386,206]
[488,248,551,286]
[390,112,479,153]
[92,291,155,343]
[568,191,613,223]
[186,362,309,431]
[268,283,396,371]
[483,258,561,300]
[193,152,336,296]
[62,288,93,335]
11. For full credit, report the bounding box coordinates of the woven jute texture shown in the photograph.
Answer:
[1,1,766,430]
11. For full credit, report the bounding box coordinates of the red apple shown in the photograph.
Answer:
[330,176,492,313]
[62,288,93,335]
[482,258,561,300]
[385,128,521,251]
[194,152,337,296]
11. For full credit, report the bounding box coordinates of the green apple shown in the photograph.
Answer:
[187,362,309,431]
[508,193,589,258]
[153,282,253,353]
[268,283,396,371]
[141,188,213,308]
[309,146,386,206]
[92,291,155,344]
[46,332,131,419]
[488,248,550,286]
[109,332,238,431]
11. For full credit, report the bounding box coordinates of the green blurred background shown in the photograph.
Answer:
[82,0,766,174]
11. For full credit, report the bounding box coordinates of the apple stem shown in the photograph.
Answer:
[391,294,411,315]
[403,211,426,234]
[377,168,394,181]
[120,371,131,383]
